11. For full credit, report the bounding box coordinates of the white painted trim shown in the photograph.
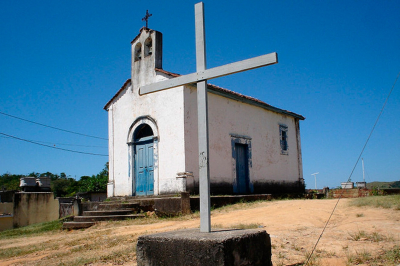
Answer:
[127,116,159,143]
[127,116,160,196]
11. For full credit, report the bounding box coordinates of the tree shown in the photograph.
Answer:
[51,177,78,197]
[27,172,40,178]
[1,162,109,196]
[0,173,21,191]
[40,172,59,180]
[79,163,108,193]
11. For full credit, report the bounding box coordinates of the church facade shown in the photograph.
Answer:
[104,28,305,197]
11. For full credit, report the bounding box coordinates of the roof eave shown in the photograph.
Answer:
[104,79,131,110]
[207,86,305,120]
[155,68,304,120]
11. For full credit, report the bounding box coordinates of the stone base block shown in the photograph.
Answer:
[136,228,271,266]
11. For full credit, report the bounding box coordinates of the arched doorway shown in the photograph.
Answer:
[133,124,154,196]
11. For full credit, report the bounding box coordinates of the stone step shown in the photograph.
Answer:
[74,214,145,222]
[83,209,137,216]
[97,203,140,210]
[63,221,95,230]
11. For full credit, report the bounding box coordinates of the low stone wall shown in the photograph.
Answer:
[154,192,191,216]
[190,194,272,211]
[329,189,371,199]
[381,188,400,195]
[59,198,81,218]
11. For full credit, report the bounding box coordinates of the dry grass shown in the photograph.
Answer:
[346,246,400,266]
[0,219,63,239]
[0,198,399,265]
[348,230,394,242]
[349,194,400,210]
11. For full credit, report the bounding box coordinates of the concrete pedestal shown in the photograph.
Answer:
[136,228,271,266]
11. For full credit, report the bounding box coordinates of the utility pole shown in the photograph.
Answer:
[311,172,319,190]
[362,158,365,182]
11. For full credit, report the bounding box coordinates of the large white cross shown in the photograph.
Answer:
[140,2,278,233]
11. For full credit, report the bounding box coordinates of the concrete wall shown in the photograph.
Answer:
[0,202,13,231]
[13,193,59,228]
[184,86,304,194]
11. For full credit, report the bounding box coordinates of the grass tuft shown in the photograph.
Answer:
[348,230,391,242]
[346,246,400,265]
[382,245,400,263]
[347,250,372,265]
[348,230,369,241]
[349,195,400,210]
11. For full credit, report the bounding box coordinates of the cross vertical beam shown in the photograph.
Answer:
[195,2,211,233]
[139,2,278,234]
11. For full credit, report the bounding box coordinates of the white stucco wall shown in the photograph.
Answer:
[183,85,303,194]
[107,81,187,196]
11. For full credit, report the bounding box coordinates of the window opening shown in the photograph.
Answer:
[134,124,153,141]
[279,125,288,155]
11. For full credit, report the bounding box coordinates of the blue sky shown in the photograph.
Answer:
[0,1,399,188]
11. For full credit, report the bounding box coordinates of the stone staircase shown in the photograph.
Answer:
[63,201,145,230]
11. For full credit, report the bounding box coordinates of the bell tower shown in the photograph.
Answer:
[131,27,163,89]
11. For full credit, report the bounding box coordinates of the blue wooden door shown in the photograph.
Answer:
[135,140,154,196]
[235,143,249,194]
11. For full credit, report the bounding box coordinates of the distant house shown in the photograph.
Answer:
[104,27,305,197]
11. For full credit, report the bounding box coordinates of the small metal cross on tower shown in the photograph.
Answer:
[140,2,278,233]
[142,10,152,28]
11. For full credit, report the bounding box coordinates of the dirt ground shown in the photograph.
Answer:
[0,198,399,266]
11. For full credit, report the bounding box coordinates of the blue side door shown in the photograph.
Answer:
[135,140,154,196]
[235,143,249,194]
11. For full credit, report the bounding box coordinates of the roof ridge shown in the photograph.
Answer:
[155,68,305,120]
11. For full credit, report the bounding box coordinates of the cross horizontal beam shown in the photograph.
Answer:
[140,52,278,95]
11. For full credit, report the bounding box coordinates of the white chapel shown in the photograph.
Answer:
[104,27,305,197]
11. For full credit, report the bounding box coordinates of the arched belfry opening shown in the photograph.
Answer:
[134,42,142,62]
[144,37,152,57]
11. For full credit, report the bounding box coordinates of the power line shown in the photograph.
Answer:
[0,111,108,141]
[305,70,400,265]
[0,132,108,157]
[0,135,107,148]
